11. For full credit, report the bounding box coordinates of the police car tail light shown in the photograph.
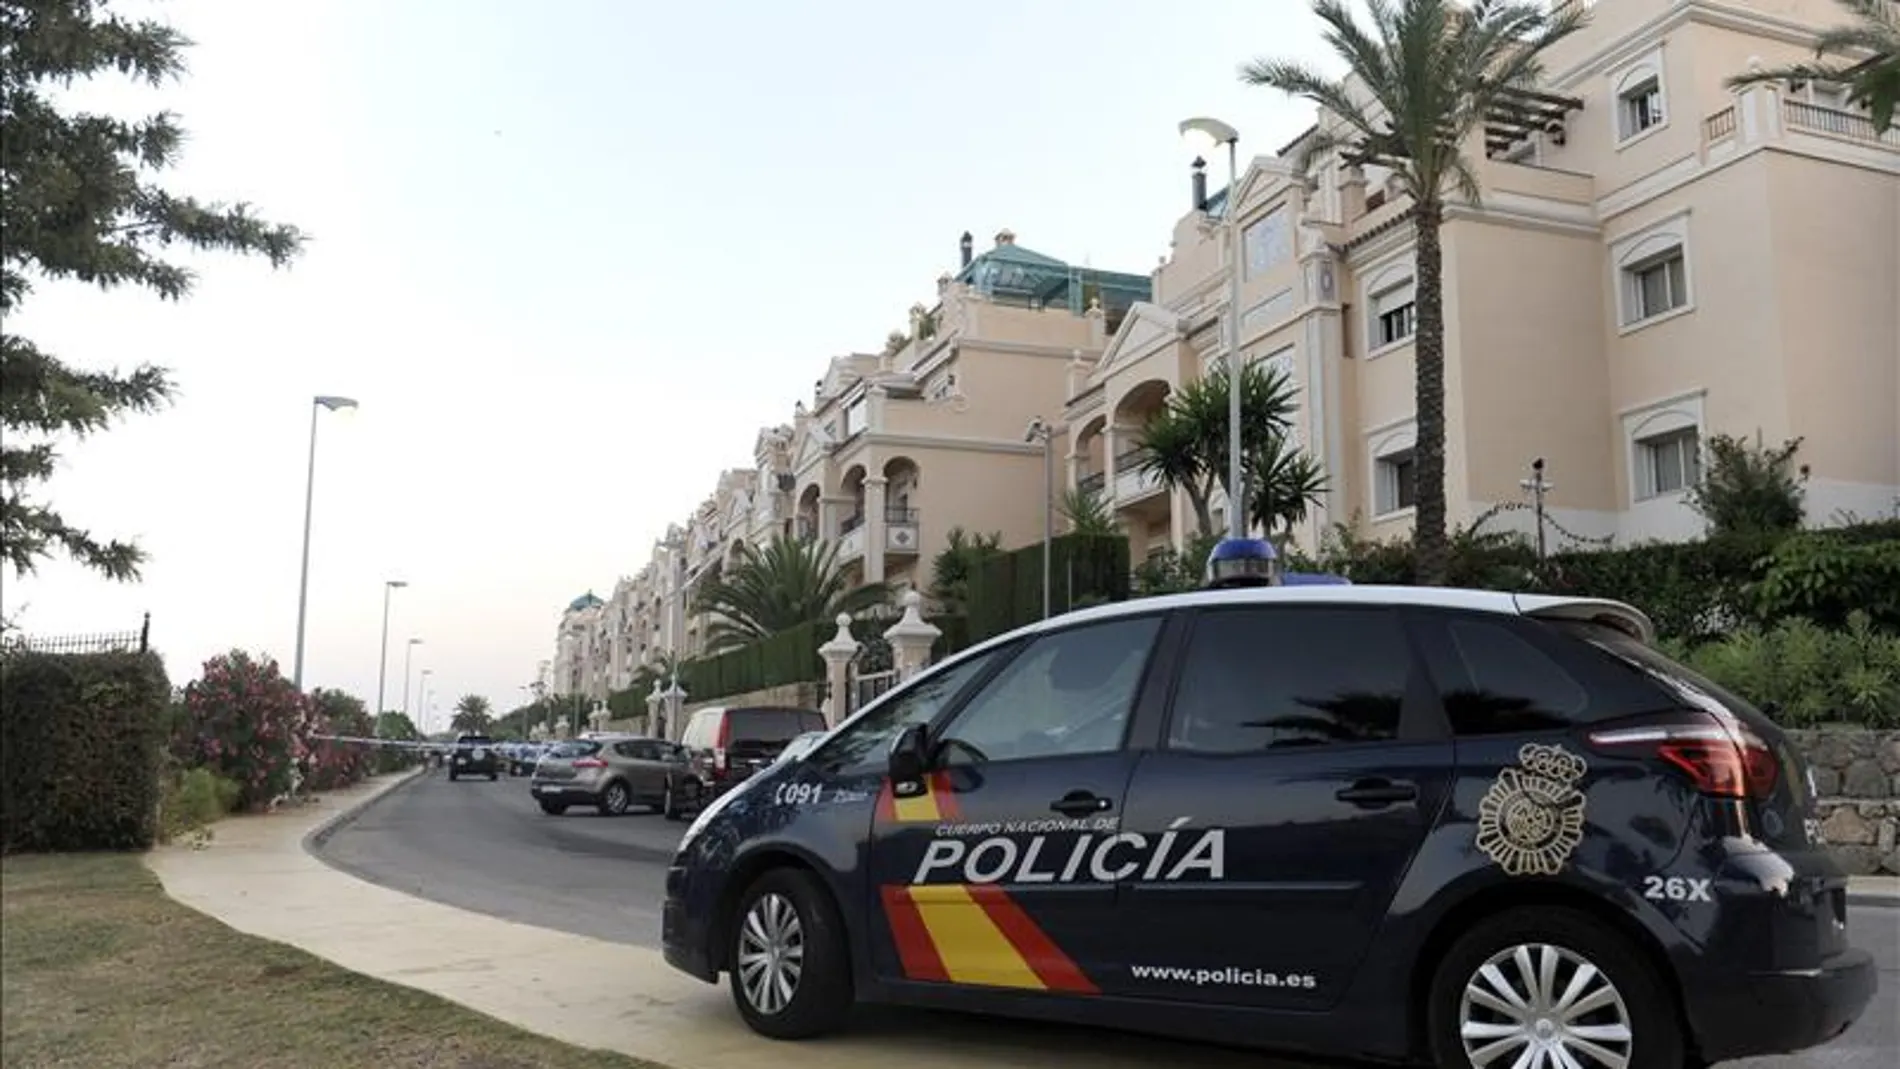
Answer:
[1589,712,1778,799]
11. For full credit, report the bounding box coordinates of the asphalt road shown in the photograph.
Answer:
[318,772,1897,1069]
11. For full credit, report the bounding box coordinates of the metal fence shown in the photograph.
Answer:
[851,669,897,714]
[0,613,150,657]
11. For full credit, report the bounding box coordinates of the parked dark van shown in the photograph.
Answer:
[669,705,828,820]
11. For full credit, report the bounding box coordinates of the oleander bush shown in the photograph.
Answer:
[172,651,311,812]
[303,688,375,791]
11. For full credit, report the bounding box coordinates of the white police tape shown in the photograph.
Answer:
[306,734,531,751]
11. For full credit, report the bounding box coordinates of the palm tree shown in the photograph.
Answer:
[692,532,890,651]
[1728,1,1898,134]
[928,526,1005,613]
[1136,361,1324,539]
[1059,486,1120,537]
[450,693,493,734]
[1242,0,1587,584]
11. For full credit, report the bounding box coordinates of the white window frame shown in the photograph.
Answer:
[1243,205,1292,279]
[1362,261,1416,358]
[1610,49,1669,147]
[1620,389,1706,505]
[1633,426,1700,500]
[1611,210,1693,332]
[1367,421,1418,518]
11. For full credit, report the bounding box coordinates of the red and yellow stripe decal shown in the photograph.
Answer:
[880,883,1098,994]
[876,771,962,823]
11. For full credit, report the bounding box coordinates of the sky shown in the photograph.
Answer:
[4,0,1337,731]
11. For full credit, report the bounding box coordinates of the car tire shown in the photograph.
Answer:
[727,867,852,1040]
[488,772,498,781]
[600,780,631,816]
[1426,905,1684,1069]
[662,780,683,821]
[448,771,458,782]
[538,799,567,815]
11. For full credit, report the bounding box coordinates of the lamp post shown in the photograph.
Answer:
[403,637,423,715]
[293,394,359,689]
[1180,117,1245,540]
[375,580,407,718]
[1025,417,1055,619]
[419,668,433,733]
[1520,457,1554,562]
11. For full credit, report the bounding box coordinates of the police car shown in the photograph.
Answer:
[661,539,1876,1068]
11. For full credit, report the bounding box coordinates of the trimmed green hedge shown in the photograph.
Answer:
[967,534,1132,641]
[677,619,826,702]
[1,650,170,854]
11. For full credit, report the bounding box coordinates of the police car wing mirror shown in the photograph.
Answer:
[888,723,929,784]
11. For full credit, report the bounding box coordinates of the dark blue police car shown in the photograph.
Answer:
[662,584,1877,1068]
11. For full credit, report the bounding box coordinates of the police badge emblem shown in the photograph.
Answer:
[1475,743,1589,877]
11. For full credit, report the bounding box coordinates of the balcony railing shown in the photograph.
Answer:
[1077,471,1106,496]
[837,523,866,561]
[839,511,866,534]
[795,517,817,541]
[885,508,921,554]
[1703,105,1736,144]
[1783,99,1900,148]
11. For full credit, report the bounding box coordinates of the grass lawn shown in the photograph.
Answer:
[2,852,667,1069]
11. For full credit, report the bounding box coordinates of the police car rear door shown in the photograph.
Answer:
[868,612,1177,1000]
[1115,602,1455,1012]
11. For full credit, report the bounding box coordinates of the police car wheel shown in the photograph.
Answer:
[1426,906,1684,1069]
[727,868,851,1039]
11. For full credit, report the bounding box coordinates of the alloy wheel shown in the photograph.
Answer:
[736,892,804,1016]
[604,783,628,814]
[1459,942,1634,1069]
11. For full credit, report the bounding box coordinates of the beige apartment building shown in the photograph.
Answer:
[1070,0,1899,561]
[550,233,1151,696]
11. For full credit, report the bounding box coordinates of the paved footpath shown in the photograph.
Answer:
[147,772,1899,1069]
[145,771,1280,1069]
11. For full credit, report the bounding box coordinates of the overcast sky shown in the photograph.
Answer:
[4,0,1333,730]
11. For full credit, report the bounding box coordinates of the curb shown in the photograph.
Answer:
[301,765,429,854]
[1846,891,1899,909]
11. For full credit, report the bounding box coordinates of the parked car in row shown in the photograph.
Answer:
[529,735,687,816]
[668,705,829,821]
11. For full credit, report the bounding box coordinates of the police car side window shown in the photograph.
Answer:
[1168,606,1408,752]
[812,647,1009,775]
[937,616,1162,764]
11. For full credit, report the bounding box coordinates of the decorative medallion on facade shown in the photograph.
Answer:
[1475,743,1589,877]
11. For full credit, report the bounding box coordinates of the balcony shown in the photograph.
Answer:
[837,516,867,562]
[1112,450,1162,503]
[1783,99,1899,149]
[884,507,921,555]
[1077,471,1106,496]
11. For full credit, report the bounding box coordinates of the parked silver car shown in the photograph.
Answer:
[528,735,686,816]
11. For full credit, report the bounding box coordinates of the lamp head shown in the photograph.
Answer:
[314,395,359,412]
[1178,116,1240,145]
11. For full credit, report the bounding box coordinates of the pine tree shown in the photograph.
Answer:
[1,0,303,580]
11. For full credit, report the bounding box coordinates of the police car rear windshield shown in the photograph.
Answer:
[457,734,493,745]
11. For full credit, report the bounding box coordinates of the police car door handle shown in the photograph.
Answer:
[1335,779,1417,807]
[1050,791,1112,817]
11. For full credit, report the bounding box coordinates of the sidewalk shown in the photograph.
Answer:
[144,772,1263,1069]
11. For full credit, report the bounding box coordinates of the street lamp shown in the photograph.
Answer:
[293,394,359,689]
[419,668,433,733]
[1180,116,1245,541]
[403,637,424,714]
[1520,457,1554,562]
[1025,416,1055,619]
[375,580,407,718]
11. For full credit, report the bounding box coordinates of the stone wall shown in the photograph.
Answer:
[1786,728,1900,875]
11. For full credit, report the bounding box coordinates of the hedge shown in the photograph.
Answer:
[1,650,170,854]
[676,619,827,703]
[967,534,1132,641]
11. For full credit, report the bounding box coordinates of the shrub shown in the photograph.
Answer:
[157,764,241,844]
[173,651,311,811]
[1685,433,1806,538]
[1666,612,1900,728]
[0,650,170,853]
[304,688,375,791]
[1751,533,1900,631]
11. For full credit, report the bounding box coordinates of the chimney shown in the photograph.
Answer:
[959,231,974,268]
[1191,156,1208,211]
[995,228,1016,247]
